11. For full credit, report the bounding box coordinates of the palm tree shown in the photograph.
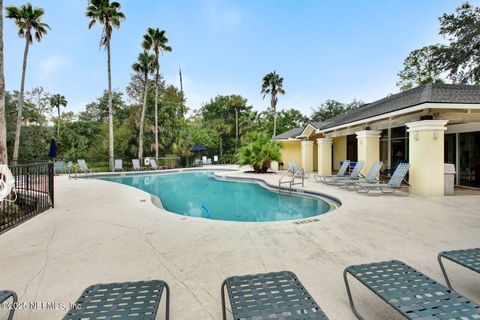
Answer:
[132,52,156,161]
[0,0,7,164]
[228,95,246,149]
[212,120,232,157]
[142,28,171,159]
[6,3,50,162]
[50,94,67,137]
[261,71,285,138]
[86,0,125,171]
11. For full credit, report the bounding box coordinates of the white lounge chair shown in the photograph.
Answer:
[338,161,383,190]
[77,159,93,174]
[0,165,16,203]
[114,159,123,171]
[287,161,309,178]
[328,161,365,185]
[132,159,143,171]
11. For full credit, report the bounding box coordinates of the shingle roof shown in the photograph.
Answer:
[274,126,304,140]
[319,83,480,131]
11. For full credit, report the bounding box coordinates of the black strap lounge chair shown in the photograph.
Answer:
[63,280,170,320]
[344,260,480,320]
[0,290,17,320]
[438,248,480,290]
[221,271,328,320]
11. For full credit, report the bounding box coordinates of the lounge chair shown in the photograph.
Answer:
[438,248,480,290]
[0,290,17,320]
[63,280,170,320]
[314,160,350,183]
[54,160,66,174]
[287,161,310,179]
[149,159,165,170]
[354,162,409,195]
[337,161,383,190]
[132,159,143,171]
[66,161,73,173]
[221,271,329,320]
[329,161,365,185]
[344,260,480,320]
[77,159,93,174]
[114,159,123,172]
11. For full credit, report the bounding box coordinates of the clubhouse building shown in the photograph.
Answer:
[274,83,480,196]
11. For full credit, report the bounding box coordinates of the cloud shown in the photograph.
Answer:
[37,54,72,84]
[204,0,244,29]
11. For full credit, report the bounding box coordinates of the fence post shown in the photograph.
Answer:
[48,162,54,208]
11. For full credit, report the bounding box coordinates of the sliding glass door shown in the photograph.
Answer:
[458,132,480,188]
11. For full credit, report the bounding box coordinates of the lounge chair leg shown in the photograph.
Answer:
[221,280,228,320]
[343,269,365,320]
[164,281,170,320]
[438,253,453,290]
[6,291,17,320]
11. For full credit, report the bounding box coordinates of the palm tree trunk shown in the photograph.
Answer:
[271,95,277,138]
[12,37,30,163]
[235,107,239,149]
[138,73,148,160]
[154,63,159,159]
[0,0,7,164]
[57,105,60,137]
[107,40,114,171]
[219,136,222,157]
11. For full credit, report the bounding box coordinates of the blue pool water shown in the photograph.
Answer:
[99,171,331,222]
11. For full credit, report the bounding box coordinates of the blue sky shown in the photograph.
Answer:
[4,0,476,117]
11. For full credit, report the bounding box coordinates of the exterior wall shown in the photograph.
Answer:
[332,136,346,170]
[279,141,302,168]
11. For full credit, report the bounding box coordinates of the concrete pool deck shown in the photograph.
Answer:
[0,166,479,319]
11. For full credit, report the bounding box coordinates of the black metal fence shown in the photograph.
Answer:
[0,162,54,233]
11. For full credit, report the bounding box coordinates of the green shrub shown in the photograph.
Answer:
[236,132,281,173]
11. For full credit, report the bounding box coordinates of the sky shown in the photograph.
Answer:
[4,0,477,117]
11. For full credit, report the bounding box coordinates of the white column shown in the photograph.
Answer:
[356,130,381,176]
[301,140,314,173]
[316,138,332,175]
[406,120,448,196]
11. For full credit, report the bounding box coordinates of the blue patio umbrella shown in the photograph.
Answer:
[48,138,57,158]
[191,144,207,153]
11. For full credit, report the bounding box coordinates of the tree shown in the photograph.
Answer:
[142,28,171,158]
[397,45,445,91]
[311,99,363,122]
[132,52,156,160]
[212,120,231,157]
[237,132,281,173]
[261,71,285,138]
[50,94,67,137]
[86,0,125,171]
[228,95,246,148]
[6,3,50,162]
[0,0,7,164]
[437,2,480,84]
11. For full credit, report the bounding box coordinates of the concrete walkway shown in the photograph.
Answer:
[0,168,479,319]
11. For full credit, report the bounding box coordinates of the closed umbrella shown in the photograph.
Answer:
[48,138,57,159]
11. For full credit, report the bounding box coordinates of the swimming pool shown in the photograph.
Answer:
[99,171,333,222]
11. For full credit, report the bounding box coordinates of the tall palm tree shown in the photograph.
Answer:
[50,94,67,137]
[261,71,285,138]
[86,0,125,171]
[228,95,246,149]
[0,0,7,164]
[6,3,50,162]
[142,28,171,159]
[212,120,232,157]
[132,52,156,161]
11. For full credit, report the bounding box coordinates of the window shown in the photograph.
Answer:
[379,129,388,165]
[390,126,408,165]
[458,132,480,188]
